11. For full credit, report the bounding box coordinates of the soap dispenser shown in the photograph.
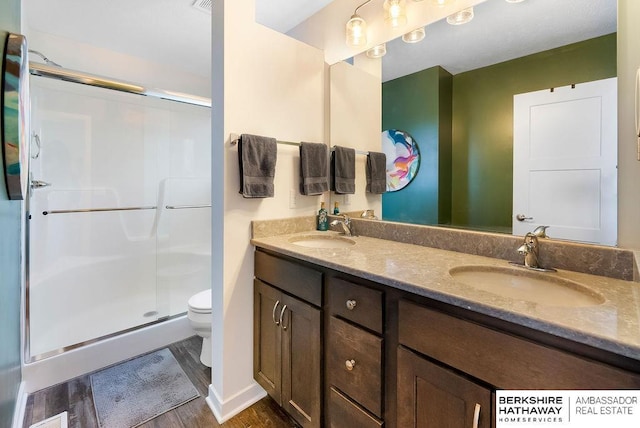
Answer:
[317,202,328,231]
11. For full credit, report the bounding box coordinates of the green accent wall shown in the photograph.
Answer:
[0,1,23,426]
[452,33,617,230]
[382,66,452,225]
[382,33,617,230]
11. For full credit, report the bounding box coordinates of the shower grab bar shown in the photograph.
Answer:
[42,206,157,215]
[165,204,212,210]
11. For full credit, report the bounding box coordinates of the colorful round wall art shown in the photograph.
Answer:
[381,129,420,192]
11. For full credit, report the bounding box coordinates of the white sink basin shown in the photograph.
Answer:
[289,234,356,249]
[449,265,605,307]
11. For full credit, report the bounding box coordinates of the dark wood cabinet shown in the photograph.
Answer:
[326,277,385,426]
[398,300,640,390]
[329,387,384,428]
[281,289,321,427]
[397,347,492,428]
[328,316,383,417]
[254,248,640,428]
[254,252,322,428]
[254,279,282,402]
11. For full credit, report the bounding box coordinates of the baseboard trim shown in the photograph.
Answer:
[22,316,193,393]
[12,381,27,428]
[206,381,267,423]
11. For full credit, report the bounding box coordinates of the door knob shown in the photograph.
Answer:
[516,214,533,222]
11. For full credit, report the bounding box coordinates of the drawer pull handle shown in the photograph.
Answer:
[346,299,357,310]
[279,304,288,331]
[272,300,281,325]
[472,403,481,428]
[345,359,356,371]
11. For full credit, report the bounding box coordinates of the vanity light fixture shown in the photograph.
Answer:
[446,7,474,25]
[431,0,451,5]
[505,0,526,3]
[402,27,425,43]
[366,43,387,58]
[383,0,408,28]
[346,0,373,47]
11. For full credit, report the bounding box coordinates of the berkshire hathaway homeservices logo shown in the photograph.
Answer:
[496,390,640,428]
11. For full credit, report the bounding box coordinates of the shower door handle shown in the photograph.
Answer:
[31,180,51,190]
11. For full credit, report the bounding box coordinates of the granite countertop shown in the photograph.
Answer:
[251,231,640,362]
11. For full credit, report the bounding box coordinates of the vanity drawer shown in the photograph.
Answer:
[329,278,383,334]
[254,250,322,307]
[398,300,640,389]
[328,316,383,417]
[329,387,383,428]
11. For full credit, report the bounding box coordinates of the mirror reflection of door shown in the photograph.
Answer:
[513,78,617,246]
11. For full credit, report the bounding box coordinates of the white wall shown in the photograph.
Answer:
[329,60,383,215]
[617,0,640,250]
[209,0,327,421]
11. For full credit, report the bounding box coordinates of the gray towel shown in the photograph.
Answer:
[238,134,277,198]
[299,142,329,195]
[330,146,356,194]
[366,151,387,194]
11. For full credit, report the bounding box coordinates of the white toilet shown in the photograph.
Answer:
[187,289,212,367]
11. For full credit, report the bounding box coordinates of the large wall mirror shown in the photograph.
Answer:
[331,0,618,247]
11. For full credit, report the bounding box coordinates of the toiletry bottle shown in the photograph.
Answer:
[333,201,340,215]
[317,202,329,231]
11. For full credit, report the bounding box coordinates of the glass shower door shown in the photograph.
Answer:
[28,77,160,358]
[155,101,212,318]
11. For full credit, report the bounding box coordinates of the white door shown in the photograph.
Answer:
[513,78,617,246]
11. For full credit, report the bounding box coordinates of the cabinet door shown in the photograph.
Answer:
[397,347,491,428]
[253,280,282,404]
[281,293,321,428]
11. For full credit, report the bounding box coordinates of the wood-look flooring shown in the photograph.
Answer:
[22,336,300,428]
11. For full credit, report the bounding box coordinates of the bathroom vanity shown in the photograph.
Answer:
[252,229,640,428]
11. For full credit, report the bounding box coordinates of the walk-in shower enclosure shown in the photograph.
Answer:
[27,73,211,360]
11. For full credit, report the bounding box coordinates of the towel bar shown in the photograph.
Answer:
[229,133,370,155]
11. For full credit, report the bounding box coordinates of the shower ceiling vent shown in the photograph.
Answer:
[192,0,212,14]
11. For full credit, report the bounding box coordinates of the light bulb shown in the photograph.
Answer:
[446,7,474,25]
[402,27,425,43]
[346,14,368,47]
[384,0,407,28]
[366,43,387,58]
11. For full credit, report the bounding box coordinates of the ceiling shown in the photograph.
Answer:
[24,0,212,77]
[23,0,616,83]
[380,0,616,81]
[255,0,334,34]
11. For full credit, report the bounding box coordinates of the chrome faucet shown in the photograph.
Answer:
[531,225,549,238]
[360,209,378,220]
[330,214,356,236]
[517,233,541,269]
[516,226,552,270]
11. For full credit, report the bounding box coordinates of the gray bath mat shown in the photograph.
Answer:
[90,348,199,427]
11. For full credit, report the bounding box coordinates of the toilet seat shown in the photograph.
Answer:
[188,289,211,313]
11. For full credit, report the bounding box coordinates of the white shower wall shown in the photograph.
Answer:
[28,76,211,358]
